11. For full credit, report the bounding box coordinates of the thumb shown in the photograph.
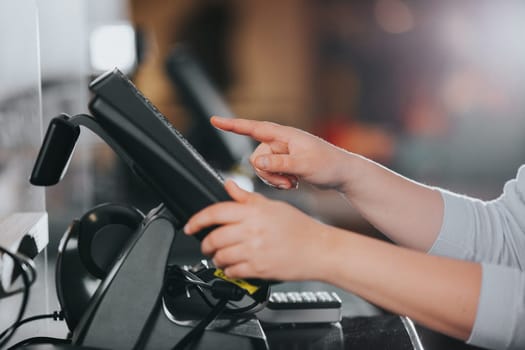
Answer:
[224,180,253,203]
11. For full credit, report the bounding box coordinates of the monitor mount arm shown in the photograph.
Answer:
[30,113,267,349]
[32,113,140,192]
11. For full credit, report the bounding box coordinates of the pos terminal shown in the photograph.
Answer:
[28,68,270,350]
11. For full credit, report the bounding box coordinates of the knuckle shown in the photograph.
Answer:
[249,191,265,203]
[205,207,218,221]
[252,263,267,276]
[282,156,292,169]
[214,250,226,266]
[202,236,216,253]
[238,266,251,278]
[227,266,244,279]
[249,154,257,166]
[269,155,282,168]
[249,236,263,251]
[261,121,274,129]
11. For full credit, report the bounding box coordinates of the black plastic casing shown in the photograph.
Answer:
[30,114,80,186]
[88,69,231,238]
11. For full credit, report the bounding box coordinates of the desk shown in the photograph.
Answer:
[7,315,420,350]
[264,315,418,350]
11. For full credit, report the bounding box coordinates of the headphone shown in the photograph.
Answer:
[55,202,145,331]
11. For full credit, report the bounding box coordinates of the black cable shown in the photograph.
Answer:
[190,283,261,315]
[193,285,215,308]
[225,299,261,314]
[174,268,261,315]
[0,247,36,298]
[172,298,229,350]
[7,336,71,350]
[0,311,65,341]
[166,265,266,349]
[0,247,32,349]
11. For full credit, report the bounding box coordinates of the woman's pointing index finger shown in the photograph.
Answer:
[210,116,290,143]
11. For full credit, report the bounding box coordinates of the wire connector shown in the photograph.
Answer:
[210,280,246,301]
[52,310,65,321]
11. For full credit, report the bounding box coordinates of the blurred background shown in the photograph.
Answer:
[2,0,525,346]
[30,0,525,240]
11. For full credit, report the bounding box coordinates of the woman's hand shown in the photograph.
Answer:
[211,116,443,252]
[184,180,332,280]
[211,116,352,192]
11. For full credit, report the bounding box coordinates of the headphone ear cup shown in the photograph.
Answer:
[56,203,144,331]
[77,203,144,279]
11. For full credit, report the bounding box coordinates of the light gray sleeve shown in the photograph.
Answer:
[429,165,525,266]
[428,165,525,349]
[468,263,525,349]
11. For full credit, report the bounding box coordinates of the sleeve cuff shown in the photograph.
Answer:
[428,189,476,260]
[467,263,525,350]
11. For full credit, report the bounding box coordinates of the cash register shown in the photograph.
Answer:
[19,69,343,350]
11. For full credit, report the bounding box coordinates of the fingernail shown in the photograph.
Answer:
[183,224,190,234]
[277,184,289,190]
[256,156,269,169]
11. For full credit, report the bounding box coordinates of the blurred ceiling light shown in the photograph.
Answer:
[374,0,414,34]
[90,23,136,74]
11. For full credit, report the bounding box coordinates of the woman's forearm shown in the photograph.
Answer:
[313,228,481,341]
[339,154,444,251]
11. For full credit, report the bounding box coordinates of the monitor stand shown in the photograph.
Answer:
[68,205,268,350]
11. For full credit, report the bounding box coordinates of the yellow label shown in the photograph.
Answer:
[213,269,260,295]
